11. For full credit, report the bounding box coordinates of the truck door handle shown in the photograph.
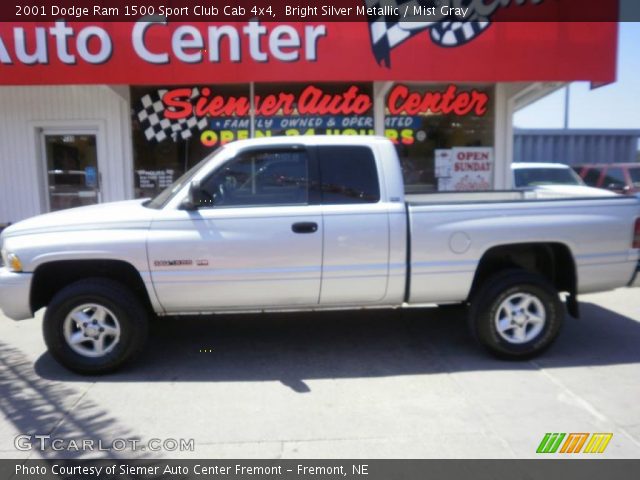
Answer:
[291,222,318,234]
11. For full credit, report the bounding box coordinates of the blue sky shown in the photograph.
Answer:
[514,22,640,130]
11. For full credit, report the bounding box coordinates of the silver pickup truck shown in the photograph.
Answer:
[1,136,639,373]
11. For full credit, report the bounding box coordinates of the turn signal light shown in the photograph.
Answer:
[634,218,640,249]
[7,253,23,272]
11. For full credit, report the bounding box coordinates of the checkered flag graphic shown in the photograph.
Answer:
[366,0,491,67]
[137,88,208,143]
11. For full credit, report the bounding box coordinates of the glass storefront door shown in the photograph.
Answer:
[42,132,100,211]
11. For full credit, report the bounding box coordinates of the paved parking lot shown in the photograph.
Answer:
[1,288,639,459]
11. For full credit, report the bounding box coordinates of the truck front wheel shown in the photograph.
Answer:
[469,270,564,358]
[43,278,149,374]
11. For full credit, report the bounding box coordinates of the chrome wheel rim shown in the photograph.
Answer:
[63,304,121,358]
[494,293,546,344]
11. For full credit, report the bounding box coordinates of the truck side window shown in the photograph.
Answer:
[201,149,309,207]
[317,146,380,204]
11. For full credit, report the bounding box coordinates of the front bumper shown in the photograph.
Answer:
[629,260,640,288]
[0,267,33,320]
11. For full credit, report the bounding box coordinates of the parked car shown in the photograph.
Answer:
[572,163,640,195]
[1,137,639,374]
[512,162,616,197]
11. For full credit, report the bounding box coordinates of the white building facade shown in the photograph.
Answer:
[0,18,617,225]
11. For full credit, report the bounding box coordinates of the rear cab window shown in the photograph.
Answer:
[316,146,380,204]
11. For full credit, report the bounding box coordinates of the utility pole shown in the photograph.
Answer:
[564,84,570,129]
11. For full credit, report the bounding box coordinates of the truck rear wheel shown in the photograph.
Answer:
[43,278,149,374]
[469,270,564,359]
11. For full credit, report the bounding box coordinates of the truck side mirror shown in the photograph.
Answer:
[180,180,209,210]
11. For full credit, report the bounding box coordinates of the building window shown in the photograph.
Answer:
[131,84,250,199]
[253,83,374,138]
[130,83,374,199]
[131,82,495,199]
[385,83,495,192]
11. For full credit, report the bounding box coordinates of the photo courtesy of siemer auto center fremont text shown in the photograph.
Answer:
[0,0,639,478]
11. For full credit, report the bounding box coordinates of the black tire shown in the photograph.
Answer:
[43,278,149,374]
[468,269,564,359]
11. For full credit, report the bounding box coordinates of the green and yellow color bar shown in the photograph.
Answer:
[537,433,613,454]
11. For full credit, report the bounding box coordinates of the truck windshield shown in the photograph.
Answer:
[514,167,584,187]
[145,147,224,209]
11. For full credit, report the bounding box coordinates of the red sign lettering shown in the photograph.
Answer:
[456,151,491,161]
[163,84,373,120]
[388,84,488,117]
[160,84,488,121]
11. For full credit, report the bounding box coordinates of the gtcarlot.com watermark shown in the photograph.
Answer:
[15,434,195,452]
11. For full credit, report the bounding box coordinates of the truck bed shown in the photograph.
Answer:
[405,192,640,304]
